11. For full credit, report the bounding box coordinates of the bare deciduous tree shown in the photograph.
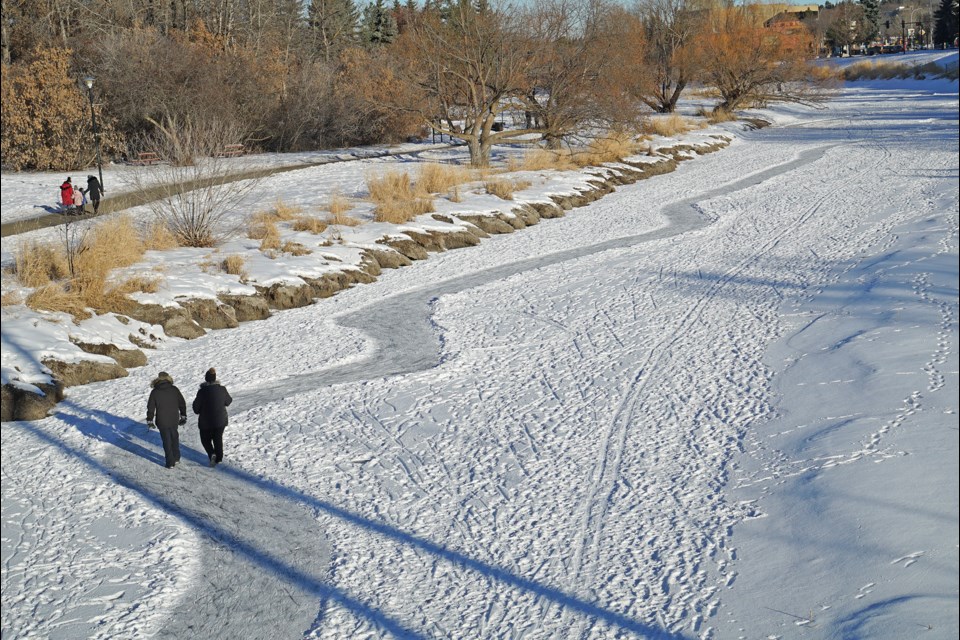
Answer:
[392,2,536,166]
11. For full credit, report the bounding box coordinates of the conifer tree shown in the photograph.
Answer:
[361,0,399,45]
[858,0,880,40]
[933,0,959,46]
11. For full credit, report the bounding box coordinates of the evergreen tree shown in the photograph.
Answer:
[361,0,399,45]
[858,0,880,40]
[933,0,959,46]
[308,0,360,61]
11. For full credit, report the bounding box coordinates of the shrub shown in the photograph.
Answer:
[516,148,578,171]
[0,48,121,171]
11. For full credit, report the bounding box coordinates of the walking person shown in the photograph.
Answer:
[146,371,187,469]
[192,368,232,468]
[86,175,104,215]
[72,184,86,214]
[59,177,74,214]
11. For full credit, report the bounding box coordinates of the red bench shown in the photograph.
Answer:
[219,144,246,157]
[132,151,161,165]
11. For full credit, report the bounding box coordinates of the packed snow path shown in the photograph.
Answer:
[2,84,957,639]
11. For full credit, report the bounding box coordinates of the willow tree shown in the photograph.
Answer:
[699,4,828,115]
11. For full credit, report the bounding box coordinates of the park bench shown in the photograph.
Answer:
[132,151,161,165]
[218,144,246,158]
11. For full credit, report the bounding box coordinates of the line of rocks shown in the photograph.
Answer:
[1,140,728,422]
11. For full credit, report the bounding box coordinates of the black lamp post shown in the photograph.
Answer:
[83,76,104,192]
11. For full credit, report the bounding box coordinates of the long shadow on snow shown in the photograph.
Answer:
[24,407,424,639]
[46,402,687,639]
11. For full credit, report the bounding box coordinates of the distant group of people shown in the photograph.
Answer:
[146,368,233,469]
[59,175,103,216]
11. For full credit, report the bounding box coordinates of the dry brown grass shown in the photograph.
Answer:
[259,222,281,251]
[26,283,91,319]
[281,241,312,256]
[81,216,145,271]
[1,290,24,306]
[485,178,533,200]
[418,163,472,194]
[644,114,700,138]
[268,198,302,220]
[221,255,247,277]
[368,170,435,224]
[292,216,329,234]
[143,221,179,250]
[15,240,68,288]
[515,148,579,172]
[584,134,643,166]
[701,107,738,123]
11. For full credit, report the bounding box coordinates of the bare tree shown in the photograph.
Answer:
[628,0,706,113]
[521,0,638,148]
[132,117,259,247]
[392,1,536,166]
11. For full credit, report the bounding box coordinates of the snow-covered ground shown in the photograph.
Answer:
[1,71,958,639]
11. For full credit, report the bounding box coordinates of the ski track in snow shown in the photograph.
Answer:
[2,85,957,639]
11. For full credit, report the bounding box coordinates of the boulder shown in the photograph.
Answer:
[123,301,206,340]
[255,282,315,310]
[455,214,515,235]
[378,237,429,261]
[1,381,65,422]
[218,294,272,322]
[180,298,239,330]
[365,248,412,270]
[72,341,147,368]
[41,357,128,387]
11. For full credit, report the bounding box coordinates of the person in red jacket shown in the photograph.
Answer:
[59,177,74,213]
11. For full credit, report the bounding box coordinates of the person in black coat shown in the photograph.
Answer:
[146,371,187,468]
[86,175,104,214]
[192,368,233,467]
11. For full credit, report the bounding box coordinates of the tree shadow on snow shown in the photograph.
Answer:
[22,402,687,640]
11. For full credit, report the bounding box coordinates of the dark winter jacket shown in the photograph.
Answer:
[147,378,187,429]
[60,181,74,207]
[86,176,103,201]
[193,382,232,431]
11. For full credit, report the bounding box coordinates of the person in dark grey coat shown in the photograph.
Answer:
[86,175,103,214]
[192,368,232,467]
[146,371,187,468]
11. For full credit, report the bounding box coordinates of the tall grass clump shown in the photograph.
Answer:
[15,240,69,288]
[417,163,472,194]
[513,148,578,172]
[573,133,645,167]
[484,178,533,200]
[644,114,699,138]
[20,215,152,318]
[367,170,434,224]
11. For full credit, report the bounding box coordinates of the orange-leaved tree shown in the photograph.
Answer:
[699,4,826,115]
